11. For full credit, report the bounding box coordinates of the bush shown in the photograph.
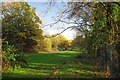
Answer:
[2,41,27,69]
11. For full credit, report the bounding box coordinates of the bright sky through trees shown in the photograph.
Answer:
[27,2,76,40]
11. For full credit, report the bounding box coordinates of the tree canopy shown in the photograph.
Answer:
[2,2,44,52]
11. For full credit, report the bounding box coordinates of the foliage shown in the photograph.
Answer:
[58,40,72,51]
[43,38,52,52]
[90,3,120,78]
[72,35,86,51]
[2,2,43,52]
[42,34,72,51]
[2,41,27,70]
[67,2,120,78]
[51,34,72,51]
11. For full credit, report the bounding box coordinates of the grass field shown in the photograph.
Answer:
[2,51,101,78]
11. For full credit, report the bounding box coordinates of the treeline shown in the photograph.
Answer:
[2,2,44,69]
[2,2,73,69]
[2,2,120,78]
[34,34,72,52]
[2,2,72,53]
[66,2,120,78]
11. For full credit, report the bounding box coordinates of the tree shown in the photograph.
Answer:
[2,2,44,69]
[66,2,120,78]
[47,2,120,78]
[57,36,72,51]
[72,35,86,51]
[2,2,43,52]
[43,38,52,52]
[50,34,72,51]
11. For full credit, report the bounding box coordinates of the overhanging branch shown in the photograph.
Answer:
[44,26,75,38]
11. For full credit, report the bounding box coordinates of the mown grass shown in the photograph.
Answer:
[2,51,101,78]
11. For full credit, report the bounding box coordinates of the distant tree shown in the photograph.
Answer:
[43,38,52,52]
[51,34,60,51]
[72,35,86,51]
[50,34,72,51]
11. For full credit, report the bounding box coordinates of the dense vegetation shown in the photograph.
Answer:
[1,1,120,79]
[42,34,72,52]
[66,2,120,78]
[2,2,72,70]
[2,2,43,70]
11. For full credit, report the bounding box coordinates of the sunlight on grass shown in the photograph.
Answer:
[3,51,100,78]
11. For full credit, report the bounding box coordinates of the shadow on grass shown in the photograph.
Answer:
[3,51,99,78]
[27,51,78,64]
[2,70,49,78]
[27,52,76,71]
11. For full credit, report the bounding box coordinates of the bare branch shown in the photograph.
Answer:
[44,26,75,38]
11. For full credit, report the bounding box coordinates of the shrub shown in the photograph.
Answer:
[2,41,27,69]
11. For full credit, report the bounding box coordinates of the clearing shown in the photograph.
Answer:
[3,51,100,78]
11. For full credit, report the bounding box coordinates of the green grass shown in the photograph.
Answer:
[2,51,101,78]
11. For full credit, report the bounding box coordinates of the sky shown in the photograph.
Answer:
[27,2,76,40]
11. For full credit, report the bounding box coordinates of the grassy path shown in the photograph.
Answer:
[3,51,100,78]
